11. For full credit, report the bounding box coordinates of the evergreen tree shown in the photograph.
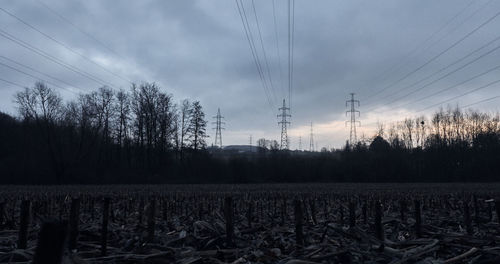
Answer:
[188,101,207,150]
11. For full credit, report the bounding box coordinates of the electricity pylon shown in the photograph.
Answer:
[346,93,360,145]
[309,122,314,152]
[212,108,225,148]
[278,99,291,150]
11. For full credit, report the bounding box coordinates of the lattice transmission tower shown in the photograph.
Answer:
[346,93,360,145]
[309,122,314,152]
[278,99,291,150]
[212,108,225,148]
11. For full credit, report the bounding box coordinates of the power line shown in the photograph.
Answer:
[0,77,25,89]
[235,0,275,111]
[365,86,500,128]
[272,0,286,98]
[364,4,500,102]
[0,60,77,94]
[0,28,115,88]
[0,55,85,91]
[364,63,500,123]
[0,7,131,85]
[406,61,500,109]
[239,0,274,107]
[251,0,278,103]
[417,77,500,112]
[364,0,479,92]
[287,0,295,110]
[35,0,126,61]
[461,94,500,109]
[366,33,500,112]
[290,0,295,110]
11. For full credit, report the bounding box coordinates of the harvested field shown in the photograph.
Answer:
[1,183,500,263]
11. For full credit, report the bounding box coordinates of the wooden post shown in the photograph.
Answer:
[294,199,304,246]
[280,199,286,226]
[162,200,168,221]
[374,201,383,241]
[18,200,30,249]
[58,199,64,221]
[362,202,367,224]
[487,201,493,222]
[0,202,5,229]
[323,199,328,220]
[90,198,95,221]
[473,195,480,225]
[247,201,253,228]
[349,201,356,228]
[400,200,407,223]
[259,201,263,222]
[101,198,110,256]
[147,199,156,242]
[463,200,473,235]
[138,199,144,227]
[198,202,203,220]
[68,198,80,251]
[224,197,234,246]
[33,221,67,264]
[339,205,344,226]
[414,200,422,238]
[310,199,317,225]
[495,200,500,223]
[273,198,277,216]
[109,202,115,223]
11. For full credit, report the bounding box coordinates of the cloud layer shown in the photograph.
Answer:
[1,0,500,148]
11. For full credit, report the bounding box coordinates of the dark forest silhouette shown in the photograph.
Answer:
[1,82,499,184]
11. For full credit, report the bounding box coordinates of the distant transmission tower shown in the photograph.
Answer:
[249,134,253,152]
[298,136,302,150]
[346,93,360,145]
[212,108,225,148]
[309,122,314,152]
[278,99,291,150]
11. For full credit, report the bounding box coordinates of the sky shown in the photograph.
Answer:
[1,0,500,149]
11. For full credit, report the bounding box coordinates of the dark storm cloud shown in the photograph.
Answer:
[1,0,500,148]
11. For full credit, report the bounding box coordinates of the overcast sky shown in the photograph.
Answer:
[1,0,500,149]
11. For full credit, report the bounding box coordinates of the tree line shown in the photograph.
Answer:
[0,82,499,183]
[341,107,500,182]
[2,82,210,183]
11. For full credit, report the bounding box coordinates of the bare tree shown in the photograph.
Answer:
[257,138,267,149]
[157,92,176,152]
[115,89,130,147]
[15,82,62,122]
[403,118,414,149]
[179,99,192,152]
[14,82,64,182]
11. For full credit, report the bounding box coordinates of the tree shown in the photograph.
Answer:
[369,136,391,153]
[179,99,192,151]
[14,82,65,182]
[188,101,207,150]
[257,138,267,149]
[157,92,176,153]
[15,82,62,122]
[115,89,130,147]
